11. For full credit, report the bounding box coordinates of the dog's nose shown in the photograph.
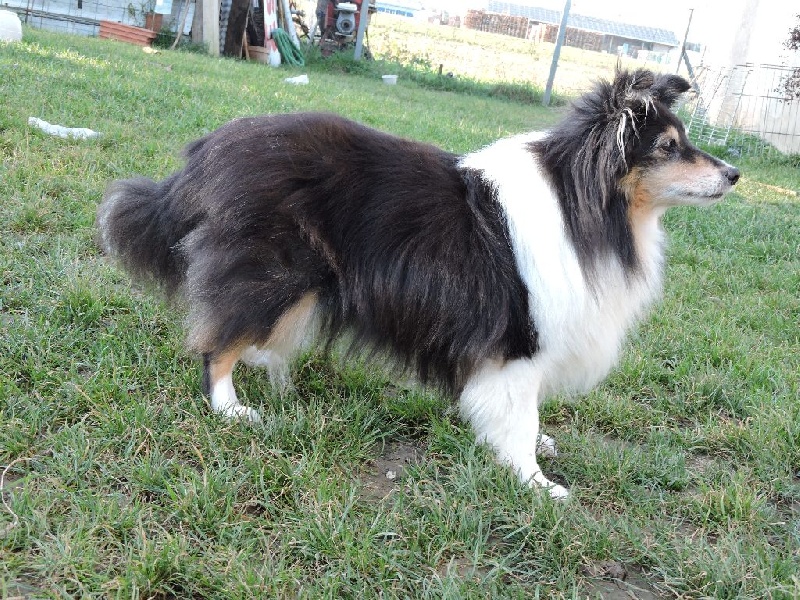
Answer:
[725,166,740,185]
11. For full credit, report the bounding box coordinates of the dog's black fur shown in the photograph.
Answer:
[532,71,692,275]
[99,113,536,394]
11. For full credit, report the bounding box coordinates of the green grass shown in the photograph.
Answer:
[2,26,799,599]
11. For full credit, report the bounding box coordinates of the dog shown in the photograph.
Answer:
[96,69,739,498]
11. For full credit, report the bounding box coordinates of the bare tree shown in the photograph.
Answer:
[781,14,800,99]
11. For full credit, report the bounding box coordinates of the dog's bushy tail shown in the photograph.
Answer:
[96,175,200,296]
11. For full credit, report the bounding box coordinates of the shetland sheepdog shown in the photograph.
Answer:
[96,69,739,498]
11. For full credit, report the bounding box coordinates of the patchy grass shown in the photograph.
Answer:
[1,26,799,599]
[365,13,653,96]
[301,9,655,106]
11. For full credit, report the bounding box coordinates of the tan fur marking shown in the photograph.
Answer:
[208,345,246,387]
[657,126,681,147]
[207,292,318,387]
[622,166,660,261]
[264,292,319,357]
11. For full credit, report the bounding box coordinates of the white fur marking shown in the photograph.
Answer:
[240,345,292,390]
[536,433,558,459]
[210,373,262,423]
[459,358,568,499]
[96,189,121,254]
[240,346,276,367]
[616,107,637,159]
[460,133,663,399]
[240,293,320,390]
[457,132,669,497]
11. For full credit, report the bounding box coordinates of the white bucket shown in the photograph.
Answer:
[0,9,22,42]
[382,74,398,85]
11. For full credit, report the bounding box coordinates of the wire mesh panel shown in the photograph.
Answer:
[684,63,800,157]
[3,0,197,36]
[3,0,144,35]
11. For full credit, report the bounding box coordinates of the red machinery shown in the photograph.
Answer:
[317,0,376,56]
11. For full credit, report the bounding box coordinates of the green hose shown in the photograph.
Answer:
[272,28,305,67]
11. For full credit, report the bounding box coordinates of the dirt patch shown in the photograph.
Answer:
[686,453,716,476]
[774,494,800,524]
[581,562,668,600]
[359,440,422,502]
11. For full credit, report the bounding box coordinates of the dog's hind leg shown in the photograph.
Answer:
[239,292,320,388]
[203,347,262,422]
[200,292,321,423]
[459,358,568,499]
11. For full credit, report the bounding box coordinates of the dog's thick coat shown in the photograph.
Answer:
[97,69,739,497]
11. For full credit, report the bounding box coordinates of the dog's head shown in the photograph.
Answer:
[533,69,739,274]
[592,69,740,208]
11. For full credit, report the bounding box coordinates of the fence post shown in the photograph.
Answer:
[543,0,570,107]
[676,8,693,75]
[203,0,220,55]
[354,0,370,60]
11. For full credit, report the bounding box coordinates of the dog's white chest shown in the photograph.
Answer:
[461,134,665,398]
[535,267,661,396]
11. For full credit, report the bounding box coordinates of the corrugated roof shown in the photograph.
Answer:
[486,1,680,46]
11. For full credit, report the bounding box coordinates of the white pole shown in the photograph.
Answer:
[676,8,694,75]
[279,0,301,48]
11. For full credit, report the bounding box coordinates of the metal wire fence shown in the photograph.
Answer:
[9,0,197,35]
[2,0,143,36]
[682,63,800,157]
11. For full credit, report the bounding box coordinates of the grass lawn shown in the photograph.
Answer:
[366,12,647,95]
[1,24,799,599]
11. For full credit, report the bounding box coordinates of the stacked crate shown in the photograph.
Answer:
[464,10,530,39]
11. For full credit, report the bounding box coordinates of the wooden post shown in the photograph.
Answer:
[203,0,220,56]
[543,0,570,107]
[192,0,203,44]
[171,0,192,49]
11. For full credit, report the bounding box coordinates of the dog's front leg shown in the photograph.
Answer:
[459,358,568,499]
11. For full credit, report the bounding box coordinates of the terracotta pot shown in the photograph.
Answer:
[99,20,158,46]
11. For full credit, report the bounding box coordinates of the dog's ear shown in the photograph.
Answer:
[609,70,691,162]
[650,74,691,108]
[613,69,690,110]
[613,69,655,110]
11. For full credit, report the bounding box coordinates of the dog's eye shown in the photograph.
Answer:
[661,139,678,152]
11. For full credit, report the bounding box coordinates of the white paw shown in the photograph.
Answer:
[210,375,262,424]
[526,470,570,500]
[546,482,570,500]
[536,433,558,458]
